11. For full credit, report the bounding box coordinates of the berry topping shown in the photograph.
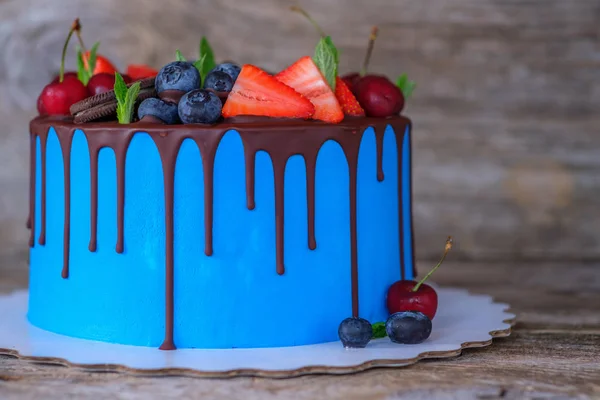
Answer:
[222,65,315,119]
[387,237,452,320]
[341,73,361,93]
[178,89,222,124]
[126,64,159,81]
[84,52,117,75]
[51,71,78,84]
[354,75,404,117]
[209,63,241,82]
[72,19,117,76]
[338,317,373,348]
[335,77,365,116]
[138,98,179,125]
[156,61,201,94]
[37,19,89,116]
[385,311,432,345]
[37,79,88,116]
[203,71,233,92]
[275,56,343,123]
[87,72,117,95]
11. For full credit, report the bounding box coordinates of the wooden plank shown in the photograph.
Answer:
[0,257,599,397]
[0,0,598,262]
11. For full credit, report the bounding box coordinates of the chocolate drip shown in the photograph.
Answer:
[56,128,75,278]
[114,136,133,254]
[88,143,99,252]
[272,153,286,275]
[375,128,385,182]
[191,134,224,257]
[243,144,256,210]
[305,152,317,250]
[28,133,36,247]
[150,133,184,351]
[38,133,48,245]
[28,116,412,350]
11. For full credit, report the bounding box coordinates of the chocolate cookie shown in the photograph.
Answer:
[70,78,156,123]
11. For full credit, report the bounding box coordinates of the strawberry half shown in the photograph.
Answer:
[275,56,344,124]
[222,65,314,119]
[127,64,159,81]
[335,77,365,117]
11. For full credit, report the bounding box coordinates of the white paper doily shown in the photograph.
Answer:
[0,288,514,378]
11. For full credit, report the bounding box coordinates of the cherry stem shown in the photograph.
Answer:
[412,236,453,292]
[290,6,326,38]
[59,19,80,83]
[360,26,378,76]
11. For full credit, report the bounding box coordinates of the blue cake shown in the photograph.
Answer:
[29,21,419,348]
[27,115,415,349]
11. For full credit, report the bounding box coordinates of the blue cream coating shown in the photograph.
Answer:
[28,125,414,349]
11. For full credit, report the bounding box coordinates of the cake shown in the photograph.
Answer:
[27,18,425,350]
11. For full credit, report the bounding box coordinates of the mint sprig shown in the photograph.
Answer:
[115,72,141,124]
[76,41,100,85]
[313,36,338,90]
[372,322,387,339]
[396,74,416,99]
[198,36,216,80]
[175,49,187,62]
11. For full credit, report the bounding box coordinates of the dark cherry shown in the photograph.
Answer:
[37,78,88,115]
[341,73,361,92]
[87,72,117,95]
[354,75,404,117]
[122,74,133,84]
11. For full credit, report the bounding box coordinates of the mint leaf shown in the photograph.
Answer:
[115,72,140,124]
[199,37,216,79]
[193,54,206,76]
[372,322,387,339]
[88,42,100,77]
[175,49,187,62]
[76,49,88,85]
[396,74,416,99]
[313,36,338,90]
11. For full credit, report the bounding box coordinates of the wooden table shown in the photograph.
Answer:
[0,255,598,399]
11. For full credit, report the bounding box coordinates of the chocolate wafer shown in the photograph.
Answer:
[70,78,157,123]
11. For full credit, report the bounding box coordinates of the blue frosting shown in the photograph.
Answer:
[28,124,414,348]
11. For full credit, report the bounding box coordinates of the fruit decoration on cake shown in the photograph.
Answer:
[338,237,453,348]
[36,8,416,126]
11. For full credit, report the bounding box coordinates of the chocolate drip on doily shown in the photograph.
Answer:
[28,115,413,350]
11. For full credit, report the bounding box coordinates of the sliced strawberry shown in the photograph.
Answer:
[335,77,365,117]
[222,65,315,119]
[126,64,159,81]
[275,56,344,124]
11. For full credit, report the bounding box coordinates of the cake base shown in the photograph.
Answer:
[0,287,514,378]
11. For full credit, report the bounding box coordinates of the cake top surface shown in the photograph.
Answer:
[35,14,416,131]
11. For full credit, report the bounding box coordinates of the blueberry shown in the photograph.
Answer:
[385,311,432,344]
[210,63,241,82]
[178,89,222,124]
[137,98,180,124]
[156,61,201,94]
[203,71,233,92]
[338,317,372,348]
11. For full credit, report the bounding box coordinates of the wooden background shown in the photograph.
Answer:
[0,0,599,265]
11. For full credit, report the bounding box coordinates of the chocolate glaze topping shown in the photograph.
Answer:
[28,115,414,350]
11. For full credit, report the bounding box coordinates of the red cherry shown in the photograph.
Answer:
[37,79,88,116]
[341,73,361,92]
[386,237,453,321]
[387,280,438,320]
[121,74,133,84]
[354,75,404,117]
[51,71,78,84]
[87,72,117,95]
